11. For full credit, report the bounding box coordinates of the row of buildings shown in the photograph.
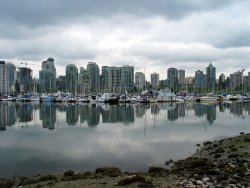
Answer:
[1,58,250,95]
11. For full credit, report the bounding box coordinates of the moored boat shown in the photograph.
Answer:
[199,96,217,103]
[1,95,16,101]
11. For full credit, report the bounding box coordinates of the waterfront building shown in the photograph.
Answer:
[121,65,134,90]
[194,70,206,89]
[16,67,33,93]
[87,62,100,93]
[56,76,67,92]
[66,64,78,94]
[79,67,90,94]
[178,69,185,86]
[109,66,122,93]
[100,65,134,93]
[167,68,178,91]
[100,66,110,92]
[248,72,250,89]
[219,73,225,82]
[0,61,16,95]
[185,76,194,86]
[39,57,56,93]
[0,61,5,95]
[135,72,145,91]
[151,72,159,90]
[229,71,242,90]
[206,62,216,90]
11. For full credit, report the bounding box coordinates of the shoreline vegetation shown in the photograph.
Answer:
[1,133,250,188]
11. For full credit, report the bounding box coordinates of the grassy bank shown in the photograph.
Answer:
[1,133,250,188]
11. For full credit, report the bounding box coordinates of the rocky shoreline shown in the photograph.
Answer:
[1,133,249,188]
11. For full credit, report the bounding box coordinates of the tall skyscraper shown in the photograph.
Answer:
[56,76,67,92]
[66,64,78,93]
[39,57,56,93]
[206,62,216,90]
[87,62,100,93]
[0,61,16,94]
[151,72,159,90]
[178,69,185,86]
[109,66,122,92]
[167,68,178,90]
[121,65,134,89]
[0,61,6,95]
[79,67,90,94]
[100,65,134,93]
[194,70,206,88]
[229,71,242,90]
[135,72,145,90]
[16,67,33,93]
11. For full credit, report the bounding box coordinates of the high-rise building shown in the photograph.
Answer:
[185,76,194,86]
[109,66,122,92]
[87,62,100,93]
[66,64,78,93]
[0,61,6,95]
[229,71,242,90]
[194,70,206,88]
[219,73,225,82]
[121,65,134,89]
[151,72,159,89]
[206,62,216,90]
[56,76,67,92]
[0,61,16,94]
[39,57,56,93]
[167,68,178,90]
[248,72,250,88]
[100,65,134,93]
[100,66,110,92]
[5,63,16,93]
[135,72,145,90]
[16,67,33,93]
[178,69,185,86]
[79,67,90,94]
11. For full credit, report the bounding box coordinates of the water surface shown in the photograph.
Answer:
[0,101,250,177]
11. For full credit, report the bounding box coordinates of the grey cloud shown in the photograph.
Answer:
[0,0,237,28]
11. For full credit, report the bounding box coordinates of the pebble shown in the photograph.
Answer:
[196,180,203,185]
[202,177,210,182]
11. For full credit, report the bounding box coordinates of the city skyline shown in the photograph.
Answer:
[0,1,250,80]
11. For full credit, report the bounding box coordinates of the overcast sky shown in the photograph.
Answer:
[0,0,250,80]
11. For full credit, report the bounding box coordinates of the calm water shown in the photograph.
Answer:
[0,101,250,177]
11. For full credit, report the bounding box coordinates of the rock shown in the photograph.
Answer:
[202,177,210,182]
[117,175,146,186]
[148,167,169,176]
[196,180,203,185]
[63,170,74,177]
[95,167,121,177]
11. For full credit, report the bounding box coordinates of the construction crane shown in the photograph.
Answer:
[20,62,36,68]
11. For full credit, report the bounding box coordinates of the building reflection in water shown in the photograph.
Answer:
[0,101,250,131]
[66,104,79,126]
[40,103,56,130]
[135,104,147,118]
[17,102,33,122]
[87,104,100,127]
[101,104,134,125]
[0,102,16,131]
